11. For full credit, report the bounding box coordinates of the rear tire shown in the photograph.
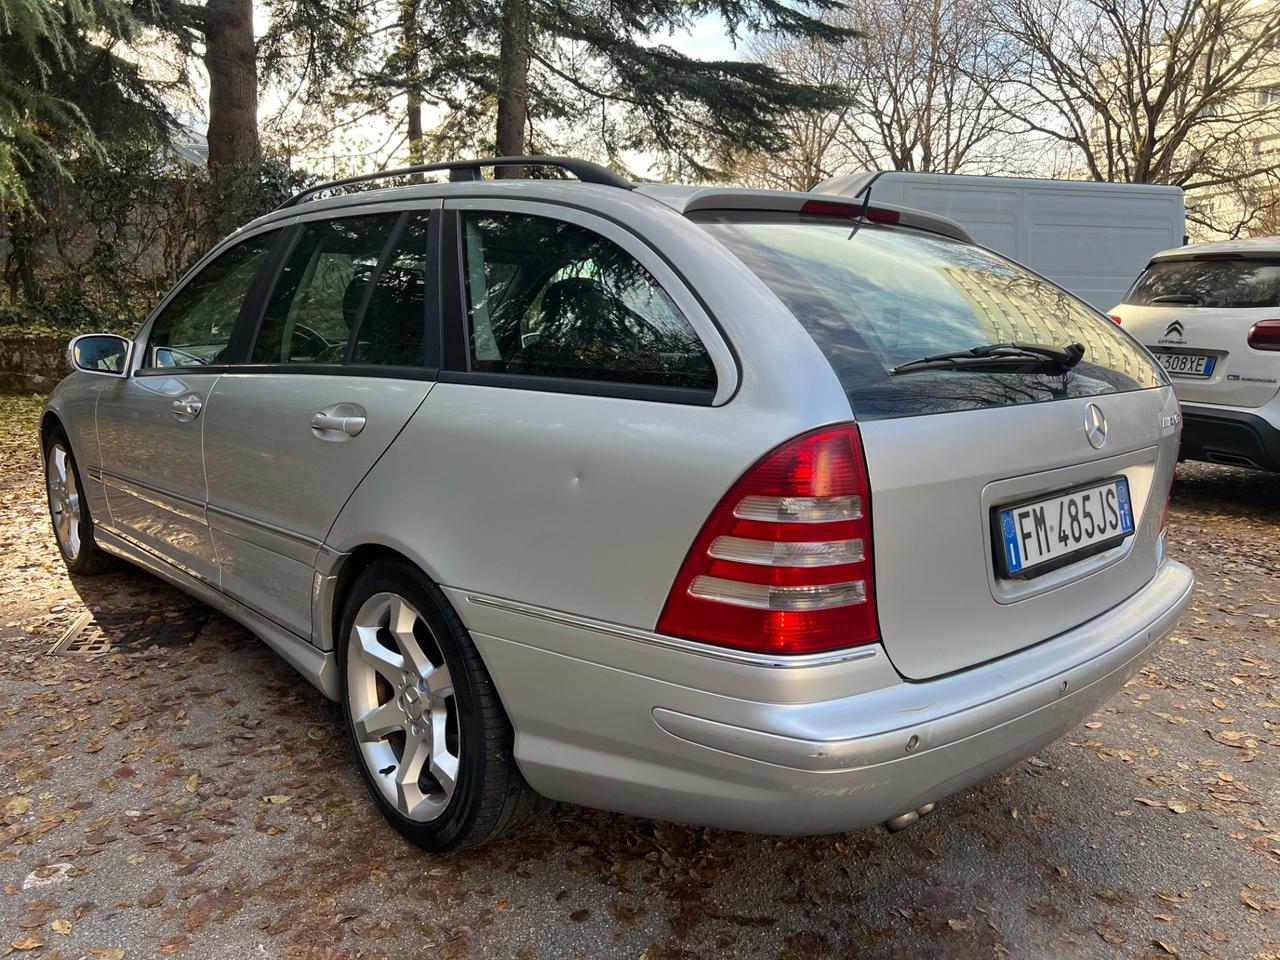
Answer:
[337,558,544,851]
[43,430,114,576]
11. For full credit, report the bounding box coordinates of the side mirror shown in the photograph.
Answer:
[68,334,132,377]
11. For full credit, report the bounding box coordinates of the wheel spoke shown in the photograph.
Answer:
[395,731,430,811]
[424,662,453,698]
[354,699,404,742]
[429,735,459,798]
[387,595,431,677]
[354,624,403,681]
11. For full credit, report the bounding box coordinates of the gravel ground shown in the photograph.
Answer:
[0,392,1276,960]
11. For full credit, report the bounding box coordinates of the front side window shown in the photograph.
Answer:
[460,212,716,390]
[1125,258,1280,309]
[252,214,401,364]
[142,231,277,369]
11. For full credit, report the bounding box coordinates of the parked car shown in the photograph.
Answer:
[43,156,1194,851]
[814,170,1186,312]
[1110,237,1280,472]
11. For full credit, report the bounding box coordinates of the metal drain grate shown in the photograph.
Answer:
[48,607,209,656]
[49,612,106,655]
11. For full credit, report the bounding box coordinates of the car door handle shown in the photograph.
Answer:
[170,396,202,421]
[311,411,366,437]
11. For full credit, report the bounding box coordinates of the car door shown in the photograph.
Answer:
[95,227,283,583]
[201,203,440,637]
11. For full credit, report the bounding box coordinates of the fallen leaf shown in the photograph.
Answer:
[139,886,164,909]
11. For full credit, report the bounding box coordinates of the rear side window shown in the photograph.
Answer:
[459,212,716,390]
[696,212,1162,421]
[253,214,401,364]
[1125,258,1280,309]
[143,231,276,369]
[351,214,430,366]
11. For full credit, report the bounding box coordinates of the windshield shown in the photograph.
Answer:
[1125,258,1280,309]
[695,212,1164,421]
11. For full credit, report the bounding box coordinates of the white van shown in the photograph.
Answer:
[814,172,1185,312]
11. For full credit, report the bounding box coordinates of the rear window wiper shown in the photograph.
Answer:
[891,341,1086,376]
[1149,294,1201,305]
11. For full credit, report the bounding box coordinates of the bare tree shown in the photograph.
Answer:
[834,0,1021,173]
[734,32,856,189]
[734,0,1021,189]
[988,0,1280,232]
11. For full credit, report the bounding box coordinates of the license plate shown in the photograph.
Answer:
[996,478,1134,577]
[1157,351,1215,378]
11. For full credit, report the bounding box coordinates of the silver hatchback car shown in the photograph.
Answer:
[43,156,1194,851]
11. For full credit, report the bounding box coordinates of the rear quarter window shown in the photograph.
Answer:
[1125,258,1280,309]
[695,212,1163,421]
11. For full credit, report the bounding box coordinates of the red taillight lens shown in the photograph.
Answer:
[1109,314,1123,324]
[1247,319,1280,351]
[656,424,879,655]
[800,199,900,224]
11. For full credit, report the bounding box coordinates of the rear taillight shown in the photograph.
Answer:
[1247,319,1280,351]
[1108,314,1123,324]
[656,424,879,655]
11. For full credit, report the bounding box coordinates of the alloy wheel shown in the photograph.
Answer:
[46,443,82,561]
[346,592,460,822]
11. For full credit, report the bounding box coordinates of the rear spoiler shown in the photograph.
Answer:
[664,187,973,244]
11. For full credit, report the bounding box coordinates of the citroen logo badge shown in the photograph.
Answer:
[1165,320,1185,338]
[1084,403,1108,449]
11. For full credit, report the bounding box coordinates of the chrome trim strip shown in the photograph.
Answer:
[85,464,104,484]
[206,503,322,548]
[463,594,880,669]
[206,503,322,565]
[99,468,205,524]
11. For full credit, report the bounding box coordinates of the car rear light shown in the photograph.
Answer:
[800,199,900,224]
[1108,315,1123,324]
[1247,319,1280,351]
[656,424,879,655]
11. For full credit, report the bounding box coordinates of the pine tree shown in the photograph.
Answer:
[355,0,854,177]
[0,0,158,211]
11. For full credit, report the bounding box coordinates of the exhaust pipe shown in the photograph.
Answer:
[884,801,937,832]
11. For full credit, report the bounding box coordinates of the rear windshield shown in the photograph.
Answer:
[696,212,1163,421]
[1125,258,1280,309]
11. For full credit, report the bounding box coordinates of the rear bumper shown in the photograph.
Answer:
[451,560,1194,835]
[1179,403,1280,471]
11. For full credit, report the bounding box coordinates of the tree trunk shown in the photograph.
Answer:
[4,210,43,309]
[204,0,261,235]
[402,0,425,164]
[495,0,531,174]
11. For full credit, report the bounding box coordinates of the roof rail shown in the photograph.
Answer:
[276,155,634,209]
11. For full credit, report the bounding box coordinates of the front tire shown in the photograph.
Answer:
[43,431,114,576]
[337,558,543,851]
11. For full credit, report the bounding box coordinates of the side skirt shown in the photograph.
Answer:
[95,527,339,701]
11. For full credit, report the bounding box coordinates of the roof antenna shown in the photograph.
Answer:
[856,170,886,223]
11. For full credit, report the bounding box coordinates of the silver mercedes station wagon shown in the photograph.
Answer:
[42,156,1194,851]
